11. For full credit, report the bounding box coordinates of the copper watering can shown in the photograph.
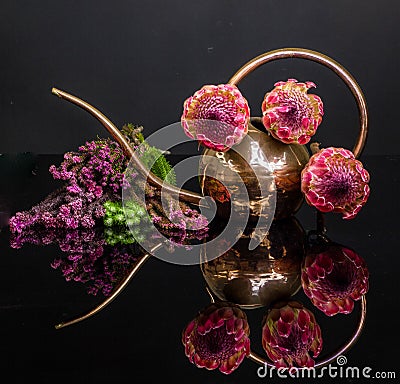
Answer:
[51,48,368,222]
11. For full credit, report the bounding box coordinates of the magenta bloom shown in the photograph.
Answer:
[302,243,369,316]
[182,302,251,374]
[181,84,250,152]
[262,301,322,368]
[261,79,323,144]
[301,147,370,219]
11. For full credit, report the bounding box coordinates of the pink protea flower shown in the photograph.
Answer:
[262,301,322,368]
[302,242,369,316]
[301,147,370,219]
[181,84,250,152]
[261,79,323,144]
[182,301,251,374]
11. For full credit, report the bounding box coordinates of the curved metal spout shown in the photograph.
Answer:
[52,88,203,206]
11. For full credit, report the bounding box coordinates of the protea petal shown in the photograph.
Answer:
[277,318,292,337]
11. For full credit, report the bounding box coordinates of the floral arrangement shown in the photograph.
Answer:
[180,79,370,220]
[179,76,370,374]
[7,54,371,376]
[9,123,210,292]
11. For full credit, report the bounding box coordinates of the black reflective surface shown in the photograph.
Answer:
[0,154,398,383]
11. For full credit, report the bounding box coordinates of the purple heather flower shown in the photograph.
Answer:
[181,84,250,152]
[301,243,369,316]
[262,301,322,368]
[182,301,251,375]
[301,147,370,219]
[261,79,324,144]
[66,183,82,195]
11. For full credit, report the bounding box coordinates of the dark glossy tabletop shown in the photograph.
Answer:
[0,153,398,383]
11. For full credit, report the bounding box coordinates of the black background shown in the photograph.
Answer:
[1,0,400,155]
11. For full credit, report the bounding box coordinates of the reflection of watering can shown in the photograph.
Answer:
[52,48,368,221]
[201,216,306,308]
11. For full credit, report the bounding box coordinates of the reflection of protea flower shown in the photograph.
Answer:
[181,84,250,152]
[301,147,370,219]
[302,243,369,316]
[261,79,323,144]
[182,302,250,374]
[262,301,322,368]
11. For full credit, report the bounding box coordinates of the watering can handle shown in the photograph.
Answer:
[228,47,368,158]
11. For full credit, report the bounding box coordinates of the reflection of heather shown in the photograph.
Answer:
[10,220,209,295]
[158,225,209,250]
[51,242,139,297]
[11,226,140,297]
[10,226,105,251]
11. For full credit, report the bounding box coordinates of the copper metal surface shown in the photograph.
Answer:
[200,118,310,220]
[201,217,305,308]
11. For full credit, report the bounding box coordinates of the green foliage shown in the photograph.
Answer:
[104,227,135,246]
[140,146,176,186]
[103,200,151,245]
[102,124,176,243]
[121,122,176,185]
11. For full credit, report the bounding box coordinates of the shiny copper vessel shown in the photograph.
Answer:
[199,117,310,220]
[201,217,305,308]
